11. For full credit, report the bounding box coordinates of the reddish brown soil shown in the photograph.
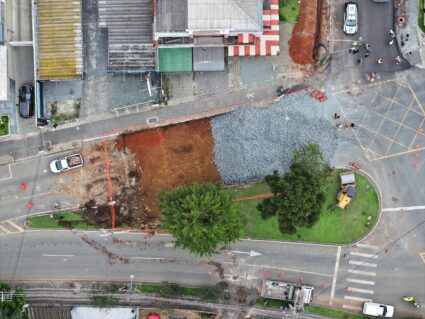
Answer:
[288,0,318,65]
[233,193,273,202]
[116,118,221,218]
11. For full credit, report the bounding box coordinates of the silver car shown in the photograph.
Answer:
[343,2,358,35]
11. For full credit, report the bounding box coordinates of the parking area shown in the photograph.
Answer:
[333,77,425,162]
[328,0,409,92]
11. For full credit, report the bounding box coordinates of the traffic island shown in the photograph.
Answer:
[226,170,379,244]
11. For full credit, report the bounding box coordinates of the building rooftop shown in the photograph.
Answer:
[37,0,83,80]
[98,0,155,71]
[156,0,188,32]
[188,0,261,31]
[28,306,72,319]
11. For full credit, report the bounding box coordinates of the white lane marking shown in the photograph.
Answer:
[230,250,262,257]
[42,254,74,257]
[6,220,24,232]
[347,278,375,285]
[330,246,341,305]
[0,164,12,181]
[223,262,333,277]
[356,243,380,250]
[343,305,362,311]
[350,252,378,258]
[83,133,120,142]
[21,192,52,200]
[348,287,374,294]
[348,269,376,276]
[344,296,373,302]
[382,205,425,212]
[131,257,164,260]
[0,224,11,233]
[349,261,378,268]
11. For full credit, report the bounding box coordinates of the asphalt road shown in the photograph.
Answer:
[0,153,78,222]
[329,0,409,88]
[0,231,337,296]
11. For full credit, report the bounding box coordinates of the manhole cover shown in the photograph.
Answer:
[147,117,159,124]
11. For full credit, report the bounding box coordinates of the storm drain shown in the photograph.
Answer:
[147,116,159,124]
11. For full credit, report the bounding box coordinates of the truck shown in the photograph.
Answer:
[337,171,357,209]
[261,280,314,310]
[50,154,84,173]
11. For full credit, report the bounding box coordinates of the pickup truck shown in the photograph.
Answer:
[50,154,84,173]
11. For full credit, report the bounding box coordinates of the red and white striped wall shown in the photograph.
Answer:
[228,0,280,57]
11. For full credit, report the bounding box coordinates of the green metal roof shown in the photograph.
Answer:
[159,48,193,72]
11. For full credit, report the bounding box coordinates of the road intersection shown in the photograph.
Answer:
[0,1,424,317]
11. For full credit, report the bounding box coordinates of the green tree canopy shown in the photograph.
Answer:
[160,183,243,256]
[0,283,27,319]
[257,144,328,234]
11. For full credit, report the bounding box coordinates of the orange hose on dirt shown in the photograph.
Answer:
[103,140,116,229]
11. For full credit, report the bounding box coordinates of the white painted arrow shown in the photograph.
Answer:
[231,250,262,257]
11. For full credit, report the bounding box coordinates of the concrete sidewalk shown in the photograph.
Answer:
[0,84,281,162]
[395,0,425,67]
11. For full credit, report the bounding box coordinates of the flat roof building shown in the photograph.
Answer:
[154,0,280,72]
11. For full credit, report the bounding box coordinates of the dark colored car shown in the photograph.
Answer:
[18,84,34,118]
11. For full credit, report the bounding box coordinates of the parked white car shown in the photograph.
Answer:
[363,302,394,318]
[50,154,84,173]
[343,2,358,35]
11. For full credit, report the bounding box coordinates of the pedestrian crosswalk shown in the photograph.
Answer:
[0,218,25,235]
[342,243,381,311]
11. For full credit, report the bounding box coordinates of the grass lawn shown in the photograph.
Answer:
[0,116,9,136]
[279,0,299,23]
[307,305,367,319]
[225,170,379,244]
[419,0,425,33]
[27,211,97,230]
[256,296,292,309]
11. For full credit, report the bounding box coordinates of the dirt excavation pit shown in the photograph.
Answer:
[288,0,318,64]
[116,118,221,218]
[59,142,154,228]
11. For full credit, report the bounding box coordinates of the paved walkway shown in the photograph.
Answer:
[396,0,424,67]
[0,84,280,162]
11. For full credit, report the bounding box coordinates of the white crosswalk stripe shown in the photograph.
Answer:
[347,278,375,285]
[356,243,380,250]
[349,260,378,267]
[350,252,378,258]
[348,269,376,276]
[343,304,363,311]
[344,296,373,302]
[342,246,381,311]
[347,287,374,294]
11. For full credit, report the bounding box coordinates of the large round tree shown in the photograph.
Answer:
[160,183,243,256]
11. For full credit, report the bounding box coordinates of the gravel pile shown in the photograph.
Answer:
[211,91,337,184]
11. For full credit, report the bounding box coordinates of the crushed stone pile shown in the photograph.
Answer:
[211,92,337,184]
